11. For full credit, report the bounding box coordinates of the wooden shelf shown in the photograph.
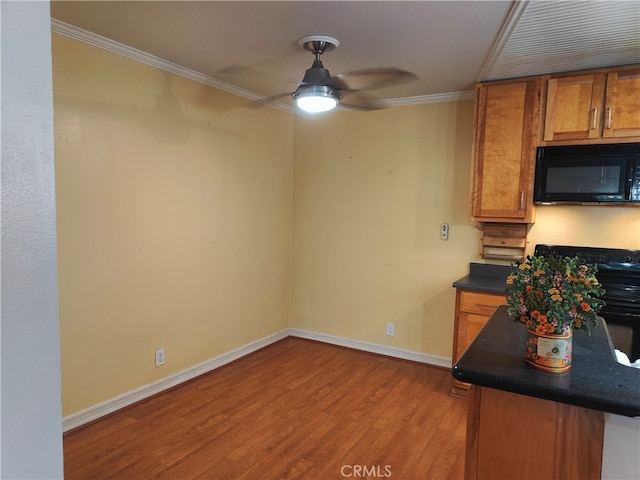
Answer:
[481,223,527,263]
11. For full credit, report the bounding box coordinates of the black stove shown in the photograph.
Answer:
[534,244,640,361]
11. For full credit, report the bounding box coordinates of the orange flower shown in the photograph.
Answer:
[535,324,547,335]
[580,302,591,312]
[537,314,548,324]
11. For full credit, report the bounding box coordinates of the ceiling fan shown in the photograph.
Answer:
[259,35,418,113]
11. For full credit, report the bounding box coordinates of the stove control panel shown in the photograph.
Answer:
[534,244,640,269]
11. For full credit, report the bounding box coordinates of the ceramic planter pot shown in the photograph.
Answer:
[525,328,572,373]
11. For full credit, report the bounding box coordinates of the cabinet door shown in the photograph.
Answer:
[466,387,604,480]
[451,291,506,397]
[543,74,605,141]
[602,69,640,138]
[454,312,493,362]
[465,314,490,347]
[471,79,539,223]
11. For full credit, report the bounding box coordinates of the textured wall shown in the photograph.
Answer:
[1,1,64,477]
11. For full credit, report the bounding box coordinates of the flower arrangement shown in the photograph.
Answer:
[506,254,606,335]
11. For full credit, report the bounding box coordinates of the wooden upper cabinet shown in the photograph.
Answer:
[603,69,640,139]
[471,78,540,223]
[542,74,605,141]
[541,66,640,144]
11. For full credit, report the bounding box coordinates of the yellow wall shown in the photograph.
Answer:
[528,206,640,252]
[291,102,480,358]
[53,35,294,416]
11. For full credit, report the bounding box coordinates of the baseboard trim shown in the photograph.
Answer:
[62,329,452,431]
[62,330,289,432]
[288,329,452,369]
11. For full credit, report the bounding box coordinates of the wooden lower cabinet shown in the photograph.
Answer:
[465,386,604,480]
[451,290,506,397]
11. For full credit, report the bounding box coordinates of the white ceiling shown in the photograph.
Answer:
[50,1,640,112]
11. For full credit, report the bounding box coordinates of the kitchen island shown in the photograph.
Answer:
[452,305,640,479]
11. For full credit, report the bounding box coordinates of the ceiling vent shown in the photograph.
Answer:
[483,0,640,81]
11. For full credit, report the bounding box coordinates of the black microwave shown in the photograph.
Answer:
[533,143,640,204]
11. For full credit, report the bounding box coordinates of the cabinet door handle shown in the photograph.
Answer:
[520,191,524,210]
[591,108,598,130]
[606,107,612,129]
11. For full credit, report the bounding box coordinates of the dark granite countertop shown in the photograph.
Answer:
[452,263,510,294]
[452,306,640,417]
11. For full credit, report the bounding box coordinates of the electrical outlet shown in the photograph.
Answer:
[155,348,165,367]
[386,322,395,337]
[441,223,449,240]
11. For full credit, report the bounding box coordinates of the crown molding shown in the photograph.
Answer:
[383,90,475,107]
[52,18,474,115]
[475,0,530,82]
[51,19,295,114]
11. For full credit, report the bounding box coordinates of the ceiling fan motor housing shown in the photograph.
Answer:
[301,60,333,86]
[293,60,343,105]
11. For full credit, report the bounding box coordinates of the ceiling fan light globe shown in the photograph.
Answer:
[296,95,338,113]
[292,85,341,113]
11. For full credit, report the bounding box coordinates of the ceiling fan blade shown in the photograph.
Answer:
[218,65,302,89]
[332,68,418,91]
[218,64,261,76]
[245,91,293,109]
[217,42,302,80]
[339,90,384,111]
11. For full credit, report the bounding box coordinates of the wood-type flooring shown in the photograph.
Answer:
[64,337,467,479]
